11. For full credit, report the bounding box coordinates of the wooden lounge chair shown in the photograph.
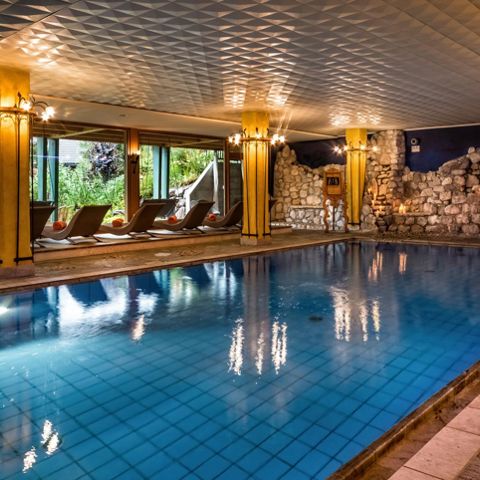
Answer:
[203,201,243,229]
[151,200,214,234]
[141,198,177,218]
[97,202,166,238]
[31,205,55,244]
[40,205,111,243]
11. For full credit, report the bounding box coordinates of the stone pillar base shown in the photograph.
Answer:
[0,264,35,279]
[240,236,272,246]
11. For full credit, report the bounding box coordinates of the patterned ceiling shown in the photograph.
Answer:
[1,0,480,136]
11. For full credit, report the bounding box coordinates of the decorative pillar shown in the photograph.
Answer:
[241,111,271,245]
[126,128,140,220]
[0,67,33,278]
[346,128,367,225]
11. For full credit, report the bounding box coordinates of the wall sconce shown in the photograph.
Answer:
[128,152,140,174]
[0,92,55,266]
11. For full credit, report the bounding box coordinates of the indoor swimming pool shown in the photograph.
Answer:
[1,241,479,479]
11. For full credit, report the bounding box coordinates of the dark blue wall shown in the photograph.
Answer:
[405,126,480,172]
[288,139,346,168]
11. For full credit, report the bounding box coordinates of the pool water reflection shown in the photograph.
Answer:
[0,242,479,479]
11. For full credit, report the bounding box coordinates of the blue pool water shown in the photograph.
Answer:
[1,241,479,479]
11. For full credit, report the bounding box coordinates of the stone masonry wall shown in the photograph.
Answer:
[362,130,405,232]
[389,149,480,235]
[273,145,346,230]
[273,132,480,235]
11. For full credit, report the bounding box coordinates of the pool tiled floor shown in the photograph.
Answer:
[1,240,480,479]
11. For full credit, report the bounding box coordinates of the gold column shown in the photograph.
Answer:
[126,128,140,220]
[346,128,367,225]
[240,111,271,245]
[0,67,33,278]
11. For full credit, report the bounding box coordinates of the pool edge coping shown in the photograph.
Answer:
[0,234,351,294]
[3,234,480,295]
[328,360,480,480]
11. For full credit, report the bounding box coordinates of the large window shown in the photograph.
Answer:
[30,124,126,222]
[57,140,125,221]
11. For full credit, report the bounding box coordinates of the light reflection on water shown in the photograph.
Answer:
[1,242,480,478]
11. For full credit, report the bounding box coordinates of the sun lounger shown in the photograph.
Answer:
[31,205,55,244]
[151,200,214,234]
[203,201,243,229]
[40,205,111,243]
[141,198,177,218]
[97,202,166,238]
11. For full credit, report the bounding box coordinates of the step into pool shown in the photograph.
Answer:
[1,241,479,479]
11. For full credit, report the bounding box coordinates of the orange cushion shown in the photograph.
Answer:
[208,213,216,221]
[112,218,124,227]
[167,215,177,224]
[53,220,66,231]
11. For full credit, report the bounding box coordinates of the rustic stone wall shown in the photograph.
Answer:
[273,145,345,230]
[273,132,480,236]
[362,130,405,232]
[389,149,480,235]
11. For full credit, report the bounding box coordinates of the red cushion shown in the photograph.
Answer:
[53,220,66,231]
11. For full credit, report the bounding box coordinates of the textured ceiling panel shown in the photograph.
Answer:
[1,0,480,135]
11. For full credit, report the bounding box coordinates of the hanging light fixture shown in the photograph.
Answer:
[333,141,378,155]
[228,127,286,146]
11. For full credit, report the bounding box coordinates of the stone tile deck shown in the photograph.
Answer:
[389,395,480,480]
[0,230,351,293]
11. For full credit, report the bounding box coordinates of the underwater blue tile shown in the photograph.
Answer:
[336,417,366,439]
[123,441,157,465]
[243,422,276,444]
[295,449,330,477]
[33,452,75,478]
[335,397,363,415]
[195,454,230,479]
[254,457,291,479]
[216,465,249,480]
[320,411,347,430]
[114,468,145,480]
[218,437,254,462]
[385,397,413,416]
[237,448,271,474]
[179,445,215,470]
[77,446,115,472]
[278,441,310,466]
[369,411,399,431]
[204,429,237,453]
[335,440,364,463]
[282,417,312,438]
[71,437,104,459]
[316,458,342,478]
[109,432,145,454]
[367,391,395,410]
[260,431,293,455]
[136,452,173,477]
[298,424,329,448]
[90,458,130,480]
[280,467,310,480]
[317,432,349,457]
[150,426,184,449]
[355,425,384,448]
[48,461,86,480]
[151,461,189,480]
[190,419,223,442]
[165,436,199,459]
